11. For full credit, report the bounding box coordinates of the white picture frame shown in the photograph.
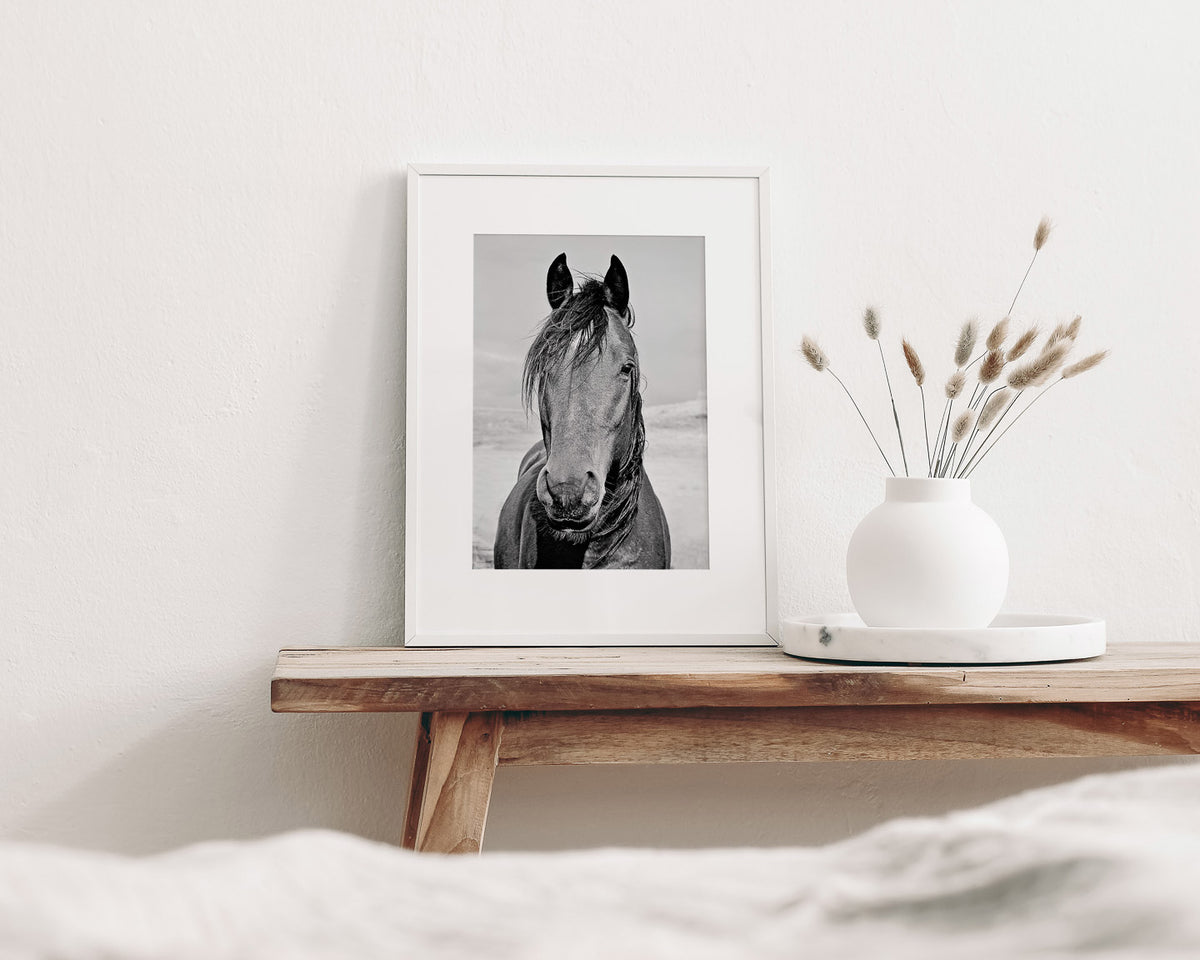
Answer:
[405,164,776,646]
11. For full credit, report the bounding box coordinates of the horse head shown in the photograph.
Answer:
[523,253,643,537]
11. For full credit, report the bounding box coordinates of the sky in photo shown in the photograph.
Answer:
[474,234,707,411]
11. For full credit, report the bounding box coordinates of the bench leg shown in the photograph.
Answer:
[404,710,504,854]
[401,713,433,849]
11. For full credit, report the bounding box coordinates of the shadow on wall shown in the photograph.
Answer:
[265,171,408,650]
[484,755,1199,852]
[19,175,415,854]
[19,668,418,855]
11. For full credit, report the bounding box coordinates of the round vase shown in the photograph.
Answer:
[846,477,1008,629]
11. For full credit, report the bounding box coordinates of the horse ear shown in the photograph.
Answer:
[603,255,630,316]
[546,253,573,309]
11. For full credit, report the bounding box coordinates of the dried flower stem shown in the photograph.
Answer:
[930,399,950,476]
[962,347,1106,478]
[875,340,909,476]
[919,385,931,473]
[1007,217,1052,316]
[800,337,895,475]
[902,339,931,472]
[939,410,975,477]
[960,381,1061,478]
[953,386,1003,476]
[932,398,955,476]
[938,440,961,478]
[932,369,968,475]
[956,389,1025,478]
[829,368,896,476]
[1008,253,1038,315]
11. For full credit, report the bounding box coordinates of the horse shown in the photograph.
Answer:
[492,253,671,569]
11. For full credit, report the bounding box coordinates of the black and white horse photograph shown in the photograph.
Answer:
[473,234,709,569]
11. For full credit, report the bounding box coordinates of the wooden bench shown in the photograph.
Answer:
[271,642,1200,854]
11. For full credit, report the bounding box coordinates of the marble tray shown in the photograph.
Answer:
[780,613,1106,665]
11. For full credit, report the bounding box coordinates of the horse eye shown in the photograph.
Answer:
[620,360,636,377]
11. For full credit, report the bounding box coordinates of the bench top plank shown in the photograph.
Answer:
[271,643,1200,713]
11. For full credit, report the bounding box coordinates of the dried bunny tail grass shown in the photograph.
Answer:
[1045,317,1081,350]
[1007,343,1069,389]
[1034,343,1071,385]
[868,311,909,476]
[951,409,975,444]
[801,340,897,476]
[979,388,1012,429]
[979,349,1006,385]
[1009,219,1053,317]
[863,308,881,340]
[902,339,925,386]
[945,370,966,399]
[800,337,828,372]
[1007,327,1038,362]
[955,321,978,367]
[1034,217,1053,250]
[1062,349,1109,379]
[904,338,932,470]
[986,317,1010,351]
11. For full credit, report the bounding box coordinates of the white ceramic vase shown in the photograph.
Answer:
[846,477,1008,628]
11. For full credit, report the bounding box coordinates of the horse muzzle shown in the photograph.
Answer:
[536,469,602,530]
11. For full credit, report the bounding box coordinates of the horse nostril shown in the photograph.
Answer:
[540,470,573,507]
[538,468,600,515]
[536,469,555,506]
[581,471,601,508]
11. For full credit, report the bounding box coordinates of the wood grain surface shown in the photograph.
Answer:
[272,644,1200,713]
[400,713,432,850]
[411,711,504,854]
[498,702,1200,765]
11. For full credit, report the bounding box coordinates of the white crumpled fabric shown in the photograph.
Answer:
[2,763,1199,959]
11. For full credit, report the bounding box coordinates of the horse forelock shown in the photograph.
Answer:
[522,278,635,413]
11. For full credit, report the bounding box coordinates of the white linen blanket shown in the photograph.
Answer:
[2,763,1199,959]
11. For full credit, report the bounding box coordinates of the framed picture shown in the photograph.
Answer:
[404,165,776,646]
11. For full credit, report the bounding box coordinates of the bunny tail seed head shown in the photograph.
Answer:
[902,339,925,387]
[1007,343,1069,389]
[1045,321,1076,350]
[986,317,1010,352]
[862,308,881,340]
[1034,217,1053,251]
[800,337,829,372]
[1062,349,1109,379]
[1007,327,1038,362]
[945,370,966,399]
[1066,315,1082,339]
[952,410,975,443]
[955,321,978,367]
[1033,343,1071,385]
[979,349,1006,384]
[979,388,1012,429]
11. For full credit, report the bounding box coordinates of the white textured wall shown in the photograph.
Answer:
[2,1,1197,854]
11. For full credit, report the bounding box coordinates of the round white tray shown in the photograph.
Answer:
[780,613,1106,665]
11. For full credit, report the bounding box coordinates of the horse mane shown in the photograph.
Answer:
[522,276,635,413]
